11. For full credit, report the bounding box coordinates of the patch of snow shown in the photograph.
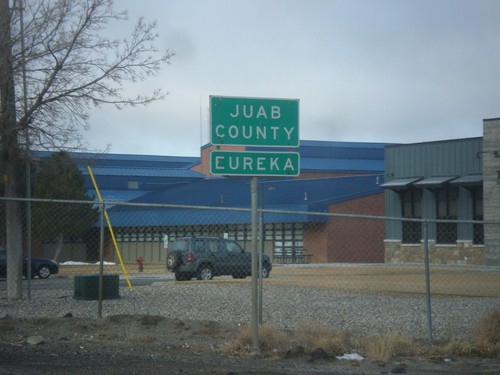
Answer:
[60,261,116,266]
[336,353,364,361]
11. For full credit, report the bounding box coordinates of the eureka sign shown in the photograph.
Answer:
[210,150,300,177]
[210,96,299,147]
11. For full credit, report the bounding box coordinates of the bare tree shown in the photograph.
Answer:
[0,0,173,299]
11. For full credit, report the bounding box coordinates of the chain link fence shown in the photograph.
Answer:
[1,197,500,342]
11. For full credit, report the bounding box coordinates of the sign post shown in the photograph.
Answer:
[209,95,300,355]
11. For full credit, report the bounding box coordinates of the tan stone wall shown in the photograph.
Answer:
[385,240,485,265]
[483,118,500,265]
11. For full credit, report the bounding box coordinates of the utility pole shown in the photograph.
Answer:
[1,0,24,300]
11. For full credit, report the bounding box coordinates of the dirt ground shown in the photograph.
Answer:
[1,314,500,375]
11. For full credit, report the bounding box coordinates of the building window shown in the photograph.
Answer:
[226,224,252,243]
[436,187,458,244]
[473,188,484,245]
[401,190,422,244]
[273,223,304,261]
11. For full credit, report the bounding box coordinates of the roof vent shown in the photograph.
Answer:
[128,181,139,189]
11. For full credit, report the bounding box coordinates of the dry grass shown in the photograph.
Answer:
[471,310,500,358]
[226,310,500,361]
[269,266,500,297]
[225,324,293,356]
[357,332,415,362]
[58,263,500,297]
[224,324,255,355]
[294,322,348,356]
[428,337,475,358]
[475,310,500,346]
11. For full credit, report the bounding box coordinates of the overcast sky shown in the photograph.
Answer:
[86,0,500,157]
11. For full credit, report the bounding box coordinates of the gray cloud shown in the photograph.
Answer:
[86,0,500,155]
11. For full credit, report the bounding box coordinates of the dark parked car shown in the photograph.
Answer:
[166,237,272,281]
[0,249,59,279]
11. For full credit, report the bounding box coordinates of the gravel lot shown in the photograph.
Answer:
[2,275,500,374]
[2,276,500,341]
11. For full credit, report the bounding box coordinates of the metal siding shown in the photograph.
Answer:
[384,190,401,239]
[386,138,482,180]
[384,138,483,242]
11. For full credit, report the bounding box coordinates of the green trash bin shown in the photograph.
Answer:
[74,274,120,300]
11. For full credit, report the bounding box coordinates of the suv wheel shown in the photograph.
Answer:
[167,253,178,269]
[261,266,270,279]
[197,265,213,280]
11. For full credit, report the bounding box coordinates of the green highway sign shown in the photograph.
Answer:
[210,151,300,177]
[210,96,299,147]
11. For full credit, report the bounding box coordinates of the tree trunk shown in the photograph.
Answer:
[1,0,24,300]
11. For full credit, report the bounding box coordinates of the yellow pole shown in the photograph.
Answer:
[87,166,133,290]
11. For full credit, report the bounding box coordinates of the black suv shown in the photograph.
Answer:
[166,237,272,281]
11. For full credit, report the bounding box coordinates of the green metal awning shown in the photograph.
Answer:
[413,176,458,189]
[380,177,422,190]
[450,174,483,187]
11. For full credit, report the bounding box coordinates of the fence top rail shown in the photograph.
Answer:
[1,196,499,225]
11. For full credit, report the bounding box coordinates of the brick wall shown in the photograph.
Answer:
[304,193,385,263]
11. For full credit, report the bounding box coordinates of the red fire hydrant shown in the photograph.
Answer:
[136,256,144,272]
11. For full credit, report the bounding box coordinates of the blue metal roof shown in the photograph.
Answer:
[126,177,254,207]
[33,151,201,170]
[249,140,387,157]
[259,175,384,208]
[80,166,203,178]
[36,142,387,228]
[299,158,384,173]
[297,140,387,159]
[105,174,384,227]
[88,189,152,203]
[104,206,318,227]
[248,140,388,173]
[35,150,205,192]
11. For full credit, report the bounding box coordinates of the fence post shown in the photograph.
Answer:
[258,202,263,324]
[423,219,433,342]
[98,202,105,318]
[250,177,260,355]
